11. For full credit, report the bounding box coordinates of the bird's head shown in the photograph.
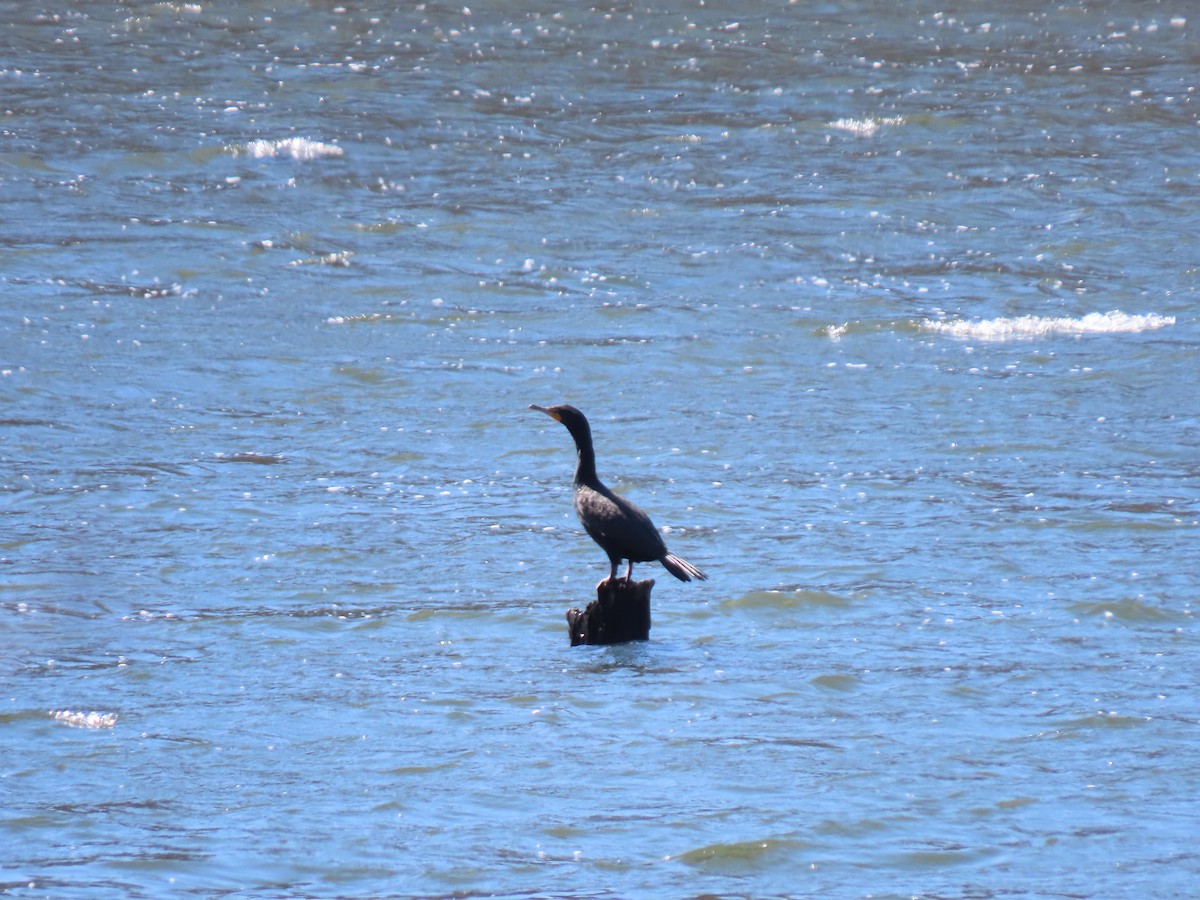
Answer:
[530,403,593,451]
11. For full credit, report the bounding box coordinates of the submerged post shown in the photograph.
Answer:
[566,578,653,646]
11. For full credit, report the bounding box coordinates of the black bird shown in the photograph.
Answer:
[530,404,707,586]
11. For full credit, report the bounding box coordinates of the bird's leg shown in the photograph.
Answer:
[624,560,634,584]
[598,559,619,591]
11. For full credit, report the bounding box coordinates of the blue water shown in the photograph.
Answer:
[2,2,1198,898]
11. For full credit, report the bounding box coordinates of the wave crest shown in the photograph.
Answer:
[922,311,1175,341]
[228,138,344,160]
[51,709,119,728]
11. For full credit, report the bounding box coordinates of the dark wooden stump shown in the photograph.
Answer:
[566,578,653,646]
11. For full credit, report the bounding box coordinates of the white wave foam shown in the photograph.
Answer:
[828,116,905,137]
[230,138,344,160]
[51,709,118,728]
[289,250,354,267]
[922,311,1175,341]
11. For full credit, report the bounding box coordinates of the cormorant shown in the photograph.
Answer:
[530,404,707,586]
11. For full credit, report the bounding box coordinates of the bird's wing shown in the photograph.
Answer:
[575,484,666,561]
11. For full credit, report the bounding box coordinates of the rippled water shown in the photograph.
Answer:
[3,2,1198,898]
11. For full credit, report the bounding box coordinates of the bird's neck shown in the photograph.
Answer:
[573,442,600,487]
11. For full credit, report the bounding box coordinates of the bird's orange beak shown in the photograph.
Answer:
[529,404,562,422]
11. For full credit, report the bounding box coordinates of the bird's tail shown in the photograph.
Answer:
[661,554,708,583]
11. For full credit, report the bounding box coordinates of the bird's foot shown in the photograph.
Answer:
[597,575,635,591]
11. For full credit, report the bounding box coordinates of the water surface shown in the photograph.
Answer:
[2,2,1198,898]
